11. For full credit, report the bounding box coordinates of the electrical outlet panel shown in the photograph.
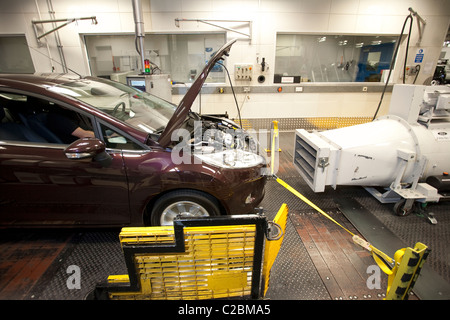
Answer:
[235,64,253,81]
[406,65,419,75]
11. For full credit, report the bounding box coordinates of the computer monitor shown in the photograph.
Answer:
[126,76,146,91]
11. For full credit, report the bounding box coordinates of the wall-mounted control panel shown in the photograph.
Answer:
[235,64,253,81]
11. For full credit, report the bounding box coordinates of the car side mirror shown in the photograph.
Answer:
[64,137,112,167]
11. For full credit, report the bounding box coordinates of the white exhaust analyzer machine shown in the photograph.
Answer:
[294,84,450,216]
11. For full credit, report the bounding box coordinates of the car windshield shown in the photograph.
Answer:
[48,77,176,134]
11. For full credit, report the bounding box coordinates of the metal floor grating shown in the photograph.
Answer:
[264,214,330,300]
[28,231,127,300]
[240,117,372,131]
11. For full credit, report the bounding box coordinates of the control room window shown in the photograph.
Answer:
[274,33,399,83]
[0,35,35,74]
[84,33,226,84]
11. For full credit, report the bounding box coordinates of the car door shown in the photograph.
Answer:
[0,93,130,226]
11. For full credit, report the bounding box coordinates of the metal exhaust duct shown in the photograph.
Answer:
[293,84,450,205]
[132,0,145,74]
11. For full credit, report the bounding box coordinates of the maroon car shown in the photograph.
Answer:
[0,40,266,227]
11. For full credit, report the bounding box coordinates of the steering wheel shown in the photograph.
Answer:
[112,102,126,116]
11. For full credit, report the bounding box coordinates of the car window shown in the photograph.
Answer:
[99,122,143,151]
[48,78,176,135]
[0,92,94,144]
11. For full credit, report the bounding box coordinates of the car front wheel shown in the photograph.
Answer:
[150,190,221,226]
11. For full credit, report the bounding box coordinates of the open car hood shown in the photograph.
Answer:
[157,39,237,148]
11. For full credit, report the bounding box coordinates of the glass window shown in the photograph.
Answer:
[84,33,226,83]
[0,35,35,74]
[99,123,143,150]
[48,77,176,135]
[0,92,93,144]
[274,33,399,83]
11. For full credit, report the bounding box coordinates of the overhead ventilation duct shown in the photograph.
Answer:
[130,0,171,100]
[132,0,145,74]
[293,84,450,211]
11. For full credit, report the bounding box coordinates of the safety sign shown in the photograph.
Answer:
[415,49,424,63]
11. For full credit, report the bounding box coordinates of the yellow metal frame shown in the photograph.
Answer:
[94,209,288,300]
[262,203,288,296]
[382,242,429,300]
[110,225,256,300]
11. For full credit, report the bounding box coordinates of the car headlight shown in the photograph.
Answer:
[195,149,265,169]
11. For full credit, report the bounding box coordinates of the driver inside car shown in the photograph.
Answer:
[47,109,95,144]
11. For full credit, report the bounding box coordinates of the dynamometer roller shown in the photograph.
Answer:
[293,84,450,219]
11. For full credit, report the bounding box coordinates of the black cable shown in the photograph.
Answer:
[402,15,414,84]
[134,36,141,55]
[217,61,242,128]
[28,45,82,78]
[373,13,413,121]
[413,64,421,84]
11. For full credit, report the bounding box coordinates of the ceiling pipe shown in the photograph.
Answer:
[132,0,145,74]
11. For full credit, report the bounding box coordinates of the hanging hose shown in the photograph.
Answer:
[413,64,421,84]
[217,61,243,127]
[372,13,414,120]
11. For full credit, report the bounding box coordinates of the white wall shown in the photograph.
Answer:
[1,0,449,120]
